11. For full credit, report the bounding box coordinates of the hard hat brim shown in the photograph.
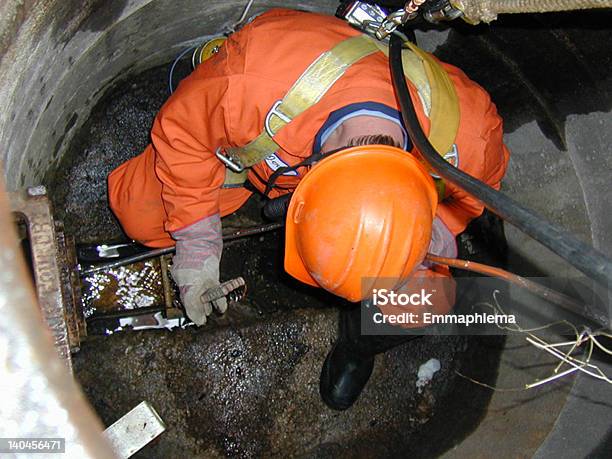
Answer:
[284,205,319,288]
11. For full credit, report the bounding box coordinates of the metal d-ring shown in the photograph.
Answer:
[264,100,292,137]
[215,147,245,173]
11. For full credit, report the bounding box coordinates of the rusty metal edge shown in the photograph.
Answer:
[0,178,116,457]
[9,188,73,368]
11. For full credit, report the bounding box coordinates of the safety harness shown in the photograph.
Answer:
[213,34,461,198]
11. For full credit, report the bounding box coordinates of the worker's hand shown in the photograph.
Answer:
[171,256,227,325]
[170,214,225,325]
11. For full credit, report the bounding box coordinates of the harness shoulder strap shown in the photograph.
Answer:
[223,169,248,188]
[370,39,460,157]
[221,34,460,188]
[406,42,460,159]
[222,35,380,172]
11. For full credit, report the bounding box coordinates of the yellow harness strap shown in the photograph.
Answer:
[223,169,250,187]
[222,36,380,171]
[220,34,460,192]
[370,40,460,158]
[411,43,461,159]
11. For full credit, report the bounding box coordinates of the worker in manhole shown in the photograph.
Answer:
[107,9,509,410]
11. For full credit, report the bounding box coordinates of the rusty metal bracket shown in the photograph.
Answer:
[56,222,87,350]
[1,174,115,459]
[9,186,84,369]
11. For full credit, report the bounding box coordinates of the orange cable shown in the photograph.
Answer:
[425,253,589,320]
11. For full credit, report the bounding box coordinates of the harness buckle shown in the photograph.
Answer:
[430,144,459,179]
[444,144,459,167]
[264,100,292,137]
[216,147,245,173]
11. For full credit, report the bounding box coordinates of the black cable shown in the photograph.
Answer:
[79,222,284,276]
[263,193,293,221]
[262,146,349,196]
[389,33,612,289]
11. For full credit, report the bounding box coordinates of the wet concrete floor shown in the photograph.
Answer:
[75,312,505,458]
[51,56,503,456]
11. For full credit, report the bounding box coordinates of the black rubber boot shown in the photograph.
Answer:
[319,341,374,411]
[455,209,508,269]
[320,306,418,410]
[319,211,508,411]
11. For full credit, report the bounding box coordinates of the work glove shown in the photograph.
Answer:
[430,216,457,257]
[420,216,457,269]
[170,214,226,325]
[388,217,458,328]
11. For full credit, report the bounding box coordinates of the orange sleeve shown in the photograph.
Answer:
[437,99,510,236]
[151,74,233,233]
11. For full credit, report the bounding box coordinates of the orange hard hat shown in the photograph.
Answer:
[284,145,438,302]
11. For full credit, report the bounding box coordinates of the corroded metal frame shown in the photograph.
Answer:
[0,181,115,457]
[9,186,85,368]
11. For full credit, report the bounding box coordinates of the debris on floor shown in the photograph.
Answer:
[103,401,166,458]
[56,62,501,457]
[416,358,441,393]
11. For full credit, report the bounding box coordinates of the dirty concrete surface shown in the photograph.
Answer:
[75,311,502,458]
[48,60,192,244]
[54,55,503,456]
[50,12,612,455]
[434,11,612,152]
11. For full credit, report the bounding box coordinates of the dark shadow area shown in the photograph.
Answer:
[434,11,612,151]
[404,335,506,458]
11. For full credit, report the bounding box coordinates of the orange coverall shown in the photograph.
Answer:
[108,8,510,256]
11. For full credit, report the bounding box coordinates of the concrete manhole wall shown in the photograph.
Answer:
[0,1,610,457]
[1,1,610,267]
[0,0,339,189]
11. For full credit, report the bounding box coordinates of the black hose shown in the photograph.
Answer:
[79,222,284,276]
[263,193,293,221]
[388,33,612,288]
